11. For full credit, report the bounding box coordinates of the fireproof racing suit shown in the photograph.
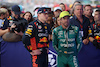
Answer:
[22,19,51,67]
[52,25,82,67]
[88,23,100,48]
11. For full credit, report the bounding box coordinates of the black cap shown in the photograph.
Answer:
[37,7,48,14]
[12,5,21,15]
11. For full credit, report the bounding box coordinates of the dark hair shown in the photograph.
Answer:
[60,3,65,7]
[46,11,54,28]
[23,11,33,23]
[48,11,54,17]
[54,16,60,28]
[84,4,92,10]
[8,9,11,16]
[0,5,8,9]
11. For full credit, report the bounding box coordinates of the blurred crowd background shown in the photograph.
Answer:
[0,0,100,15]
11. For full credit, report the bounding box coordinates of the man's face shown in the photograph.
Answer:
[61,16,69,27]
[94,12,100,22]
[0,14,5,19]
[74,5,83,16]
[11,11,19,18]
[38,13,48,22]
[84,6,93,17]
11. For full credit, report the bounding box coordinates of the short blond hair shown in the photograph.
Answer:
[0,8,8,14]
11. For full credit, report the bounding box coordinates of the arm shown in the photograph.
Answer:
[89,37,99,47]
[76,27,82,52]
[0,29,9,36]
[89,37,95,42]
[0,18,10,36]
[82,38,89,45]
[22,34,35,52]
[22,24,34,52]
[52,29,59,52]
[83,19,90,45]
[88,25,99,48]
[22,23,41,55]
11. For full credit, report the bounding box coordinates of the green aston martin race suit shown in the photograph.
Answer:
[52,25,82,67]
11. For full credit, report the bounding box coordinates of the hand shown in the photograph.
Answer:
[30,49,42,55]
[10,24,16,30]
[7,27,10,32]
[83,38,89,45]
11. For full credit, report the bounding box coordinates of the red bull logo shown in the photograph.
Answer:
[39,37,48,42]
[95,36,100,40]
[27,45,33,50]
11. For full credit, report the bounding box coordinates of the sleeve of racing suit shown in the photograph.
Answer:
[88,26,94,37]
[76,27,82,52]
[52,28,59,53]
[22,23,34,52]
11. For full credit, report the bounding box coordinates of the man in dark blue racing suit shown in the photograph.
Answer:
[22,7,51,67]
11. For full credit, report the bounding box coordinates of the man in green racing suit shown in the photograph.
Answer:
[52,11,82,67]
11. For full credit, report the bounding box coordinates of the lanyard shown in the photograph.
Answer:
[80,24,83,31]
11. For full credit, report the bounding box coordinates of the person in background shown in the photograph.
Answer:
[1,5,32,67]
[0,8,8,25]
[46,11,54,29]
[84,4,95,27]
[23,11,33,23]
[52,11,82,67]
[59,3,66,11]
[0,8,8,44]
[54,15,61,28]
[88,10,100,49]
[70,1,81,16]
[81,9,100,67]
[0,5,11,18]
[46,11,55,40]
[70,3,90,45]
[54,7,62,17]
[0,5,25,37]
[22,7,51,67]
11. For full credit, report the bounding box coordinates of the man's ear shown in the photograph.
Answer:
[37,13,40,17]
